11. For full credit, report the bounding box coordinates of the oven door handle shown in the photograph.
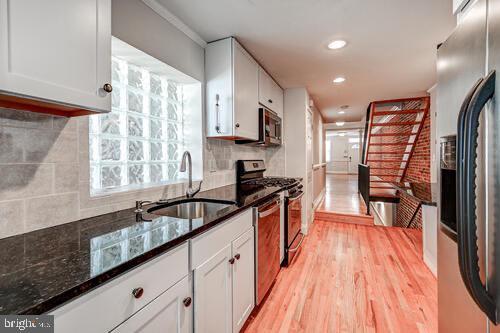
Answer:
[288,233,305,252]
[288,191,304,202]
[258,200,281,218]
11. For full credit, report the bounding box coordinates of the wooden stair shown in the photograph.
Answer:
[363,96,430,202]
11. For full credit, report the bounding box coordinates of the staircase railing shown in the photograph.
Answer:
[405,202,423,228]
[361,103,371,164]
[358,164,370,215]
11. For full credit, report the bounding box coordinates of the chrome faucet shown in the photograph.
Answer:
[134,200,152,213]
[180,151,202,198]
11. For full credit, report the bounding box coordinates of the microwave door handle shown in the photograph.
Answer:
[457,70,497,324]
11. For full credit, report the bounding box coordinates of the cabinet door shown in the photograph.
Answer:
[205,38,233,137]
[271,83,284,118]
[233,41,259,140]
[258,67,283,117]
[112,275,191,333]
[0,0,111,112]
[194,244,233,333]
[232,227,255,332]
[258,67,273,109]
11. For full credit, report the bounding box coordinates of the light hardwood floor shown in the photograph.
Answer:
[243,219,437,333]
[317,174,367,215]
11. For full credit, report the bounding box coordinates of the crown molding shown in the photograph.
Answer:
[142,0,207,48]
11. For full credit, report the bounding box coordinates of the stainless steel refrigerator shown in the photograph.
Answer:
[437,0,500,331]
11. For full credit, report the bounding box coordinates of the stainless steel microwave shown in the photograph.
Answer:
[237,107,282,147]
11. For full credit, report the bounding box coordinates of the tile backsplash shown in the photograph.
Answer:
[0,108,285,239]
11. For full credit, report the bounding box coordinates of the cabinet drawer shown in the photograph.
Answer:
[52,242,189,333]
[191,209,253,269]
[112,275,192,333]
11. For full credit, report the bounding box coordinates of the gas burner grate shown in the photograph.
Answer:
[243,177,299,188]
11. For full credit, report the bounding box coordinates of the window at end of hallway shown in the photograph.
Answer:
[89,37,203,196]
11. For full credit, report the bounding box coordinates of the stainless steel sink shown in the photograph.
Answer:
[147,199,235,219]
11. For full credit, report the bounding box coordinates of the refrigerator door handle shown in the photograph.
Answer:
[457,70,497,324]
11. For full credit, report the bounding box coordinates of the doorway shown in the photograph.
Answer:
[325,129,362,174]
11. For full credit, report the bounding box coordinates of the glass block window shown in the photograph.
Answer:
[90,38,202,195]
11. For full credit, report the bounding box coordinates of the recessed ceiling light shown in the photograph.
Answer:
[328,40,347,50]
[336,121,345,126]
[338,111,345,114]
[338,132,346,136]
[333,77,346,83]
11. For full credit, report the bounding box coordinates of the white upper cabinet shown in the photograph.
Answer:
[258,67,283,117]
[0,0,111,113]
[206,37,259,140]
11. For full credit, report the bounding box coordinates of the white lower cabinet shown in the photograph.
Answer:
[51,243,189,333]
[50,209,256,333]
[192,209,255,333]
[231,228,255,332]
[194,245,234,333]
[112,275,192,333]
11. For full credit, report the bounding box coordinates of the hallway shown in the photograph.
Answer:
[242,219,437,333]
[317,174,367,215]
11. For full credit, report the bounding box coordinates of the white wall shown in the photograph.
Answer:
[284,88,307,179]
[284,88,313,233]
[112,0,204,81]
[428,85,438,183]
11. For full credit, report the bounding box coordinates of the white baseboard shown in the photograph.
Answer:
[424,250,437,277]
[313,188,325,211]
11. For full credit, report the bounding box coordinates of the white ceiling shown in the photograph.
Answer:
[156,0,455,122]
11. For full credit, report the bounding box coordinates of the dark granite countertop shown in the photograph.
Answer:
[0,182,293,315]
[388,182,438,206]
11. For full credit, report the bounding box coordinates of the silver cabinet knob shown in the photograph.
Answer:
[103,83,113,93]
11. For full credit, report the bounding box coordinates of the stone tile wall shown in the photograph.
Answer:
[0,108,285,239]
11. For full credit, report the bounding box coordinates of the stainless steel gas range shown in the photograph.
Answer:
[236,160,303,305]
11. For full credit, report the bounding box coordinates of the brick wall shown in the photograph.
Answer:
[404,111,431,182]
[394,183,432,229]
[395,193,422,229]
[398,108,431,229]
